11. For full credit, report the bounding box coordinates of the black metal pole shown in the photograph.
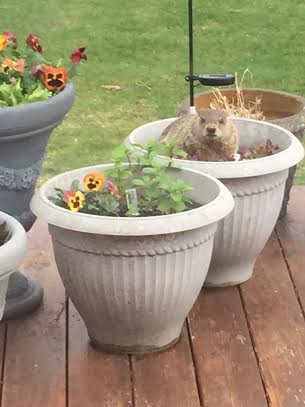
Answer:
[188,0,194,108]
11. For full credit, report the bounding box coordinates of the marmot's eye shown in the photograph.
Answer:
[201,118,206,124]
[219,118,225,124]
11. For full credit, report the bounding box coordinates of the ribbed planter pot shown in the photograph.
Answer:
[31,164,233,354]
[0,83,75,319]
[125,117,304,287]
[179,88,305,218]
[0,212,27,320]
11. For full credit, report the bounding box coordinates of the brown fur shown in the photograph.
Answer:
[159,109,239,161]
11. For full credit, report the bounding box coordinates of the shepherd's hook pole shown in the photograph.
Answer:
[188,0,196,114]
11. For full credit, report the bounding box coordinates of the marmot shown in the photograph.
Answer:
[159,109,239,161]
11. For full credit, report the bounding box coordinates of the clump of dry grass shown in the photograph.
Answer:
[210,69,265,120]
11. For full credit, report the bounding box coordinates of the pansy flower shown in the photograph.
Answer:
[70,47,87,64]
[84,172,105,192]
[106,181,121,199]
[3,32,18,49]
[238,147,252,160]
[26,33,42,53]
[0,35,7,51]
[42,65,68,91]
[63,190,85,212]
[2,58,25,73]
[31,65,44,80]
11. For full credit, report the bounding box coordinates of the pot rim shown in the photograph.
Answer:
[183,87,305,127]
[0,81,75,139]
[192,87,305,105]
[126,117,305,179]
[30,164,234,236]
[0,81,74,116]
[0,212,27,279]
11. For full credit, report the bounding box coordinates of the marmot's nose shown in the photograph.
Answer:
[207,127,216,134]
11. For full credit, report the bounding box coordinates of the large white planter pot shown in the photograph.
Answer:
[0,212,27,319]
[31,164,233,354]
[125,117,304,287]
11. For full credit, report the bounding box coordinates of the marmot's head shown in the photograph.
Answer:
[196,109,229,142]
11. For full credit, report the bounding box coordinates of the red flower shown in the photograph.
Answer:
[63,190,76,203]
[106,181,121,199]
[26,34,42,53]
[31,65,44,80]
[70,47,87,64]
[3,32,18,49]
[238,147,252,160]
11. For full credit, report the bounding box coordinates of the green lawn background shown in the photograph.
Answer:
[1,0,305,183]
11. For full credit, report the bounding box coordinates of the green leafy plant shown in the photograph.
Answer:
[0,31,87,107]
[51,141,197,217]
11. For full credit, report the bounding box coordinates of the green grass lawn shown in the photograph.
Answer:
[1,0,305,183]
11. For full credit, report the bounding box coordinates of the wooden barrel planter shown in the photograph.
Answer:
[179,88,305,218]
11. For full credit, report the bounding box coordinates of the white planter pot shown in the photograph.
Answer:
[0,212,27,319]
[31,164,233,354]
[125,117,304,286]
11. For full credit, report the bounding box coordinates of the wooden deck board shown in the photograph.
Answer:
[276,186,305,315]
[1,187,304,407]
[188,287,268,407]
[0,325,7,404]
[132,326,201,407]
[240,233,305,406]
[68,302,133,407]
[1,222,66,407]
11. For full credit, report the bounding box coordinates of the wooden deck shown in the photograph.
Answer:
[0,187,305,407]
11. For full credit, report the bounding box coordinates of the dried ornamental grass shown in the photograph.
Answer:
[210,69,265,121]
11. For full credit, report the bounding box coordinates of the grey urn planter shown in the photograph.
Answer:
[0,83,75,319]
[125,117,304,287]
[31,164,234,354]
[179,88,305,218]
[0,212,27,320]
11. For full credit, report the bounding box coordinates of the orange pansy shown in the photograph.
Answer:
[2,58,25,73]
[42,65,68,91]
[84,172,105,192]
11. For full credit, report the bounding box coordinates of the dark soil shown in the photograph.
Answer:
[0,222,10,247]
[132,200,201,217]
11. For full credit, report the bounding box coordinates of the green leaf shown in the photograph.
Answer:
[111,145,130,160]
[137,157,151,166]
[24,84,51,103]
[157,198,172,213]
[131,143,145,149]
[142,167,158,174]
[120,171,132,180]
[173,200,186,212]
[71,179,80,191]
[24,48,47,67]
[147,187,160,198]
[171,193,183,203]
[173,148,188,158]
[170,161,182,169]
[99,194,120,215]
[132,179,145,186]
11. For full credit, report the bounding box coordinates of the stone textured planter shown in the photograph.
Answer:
[0,212,27,320]
[125,117,304,286]
[31,164,233,354]
[0,83,75,319]
[179,88,305,218]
